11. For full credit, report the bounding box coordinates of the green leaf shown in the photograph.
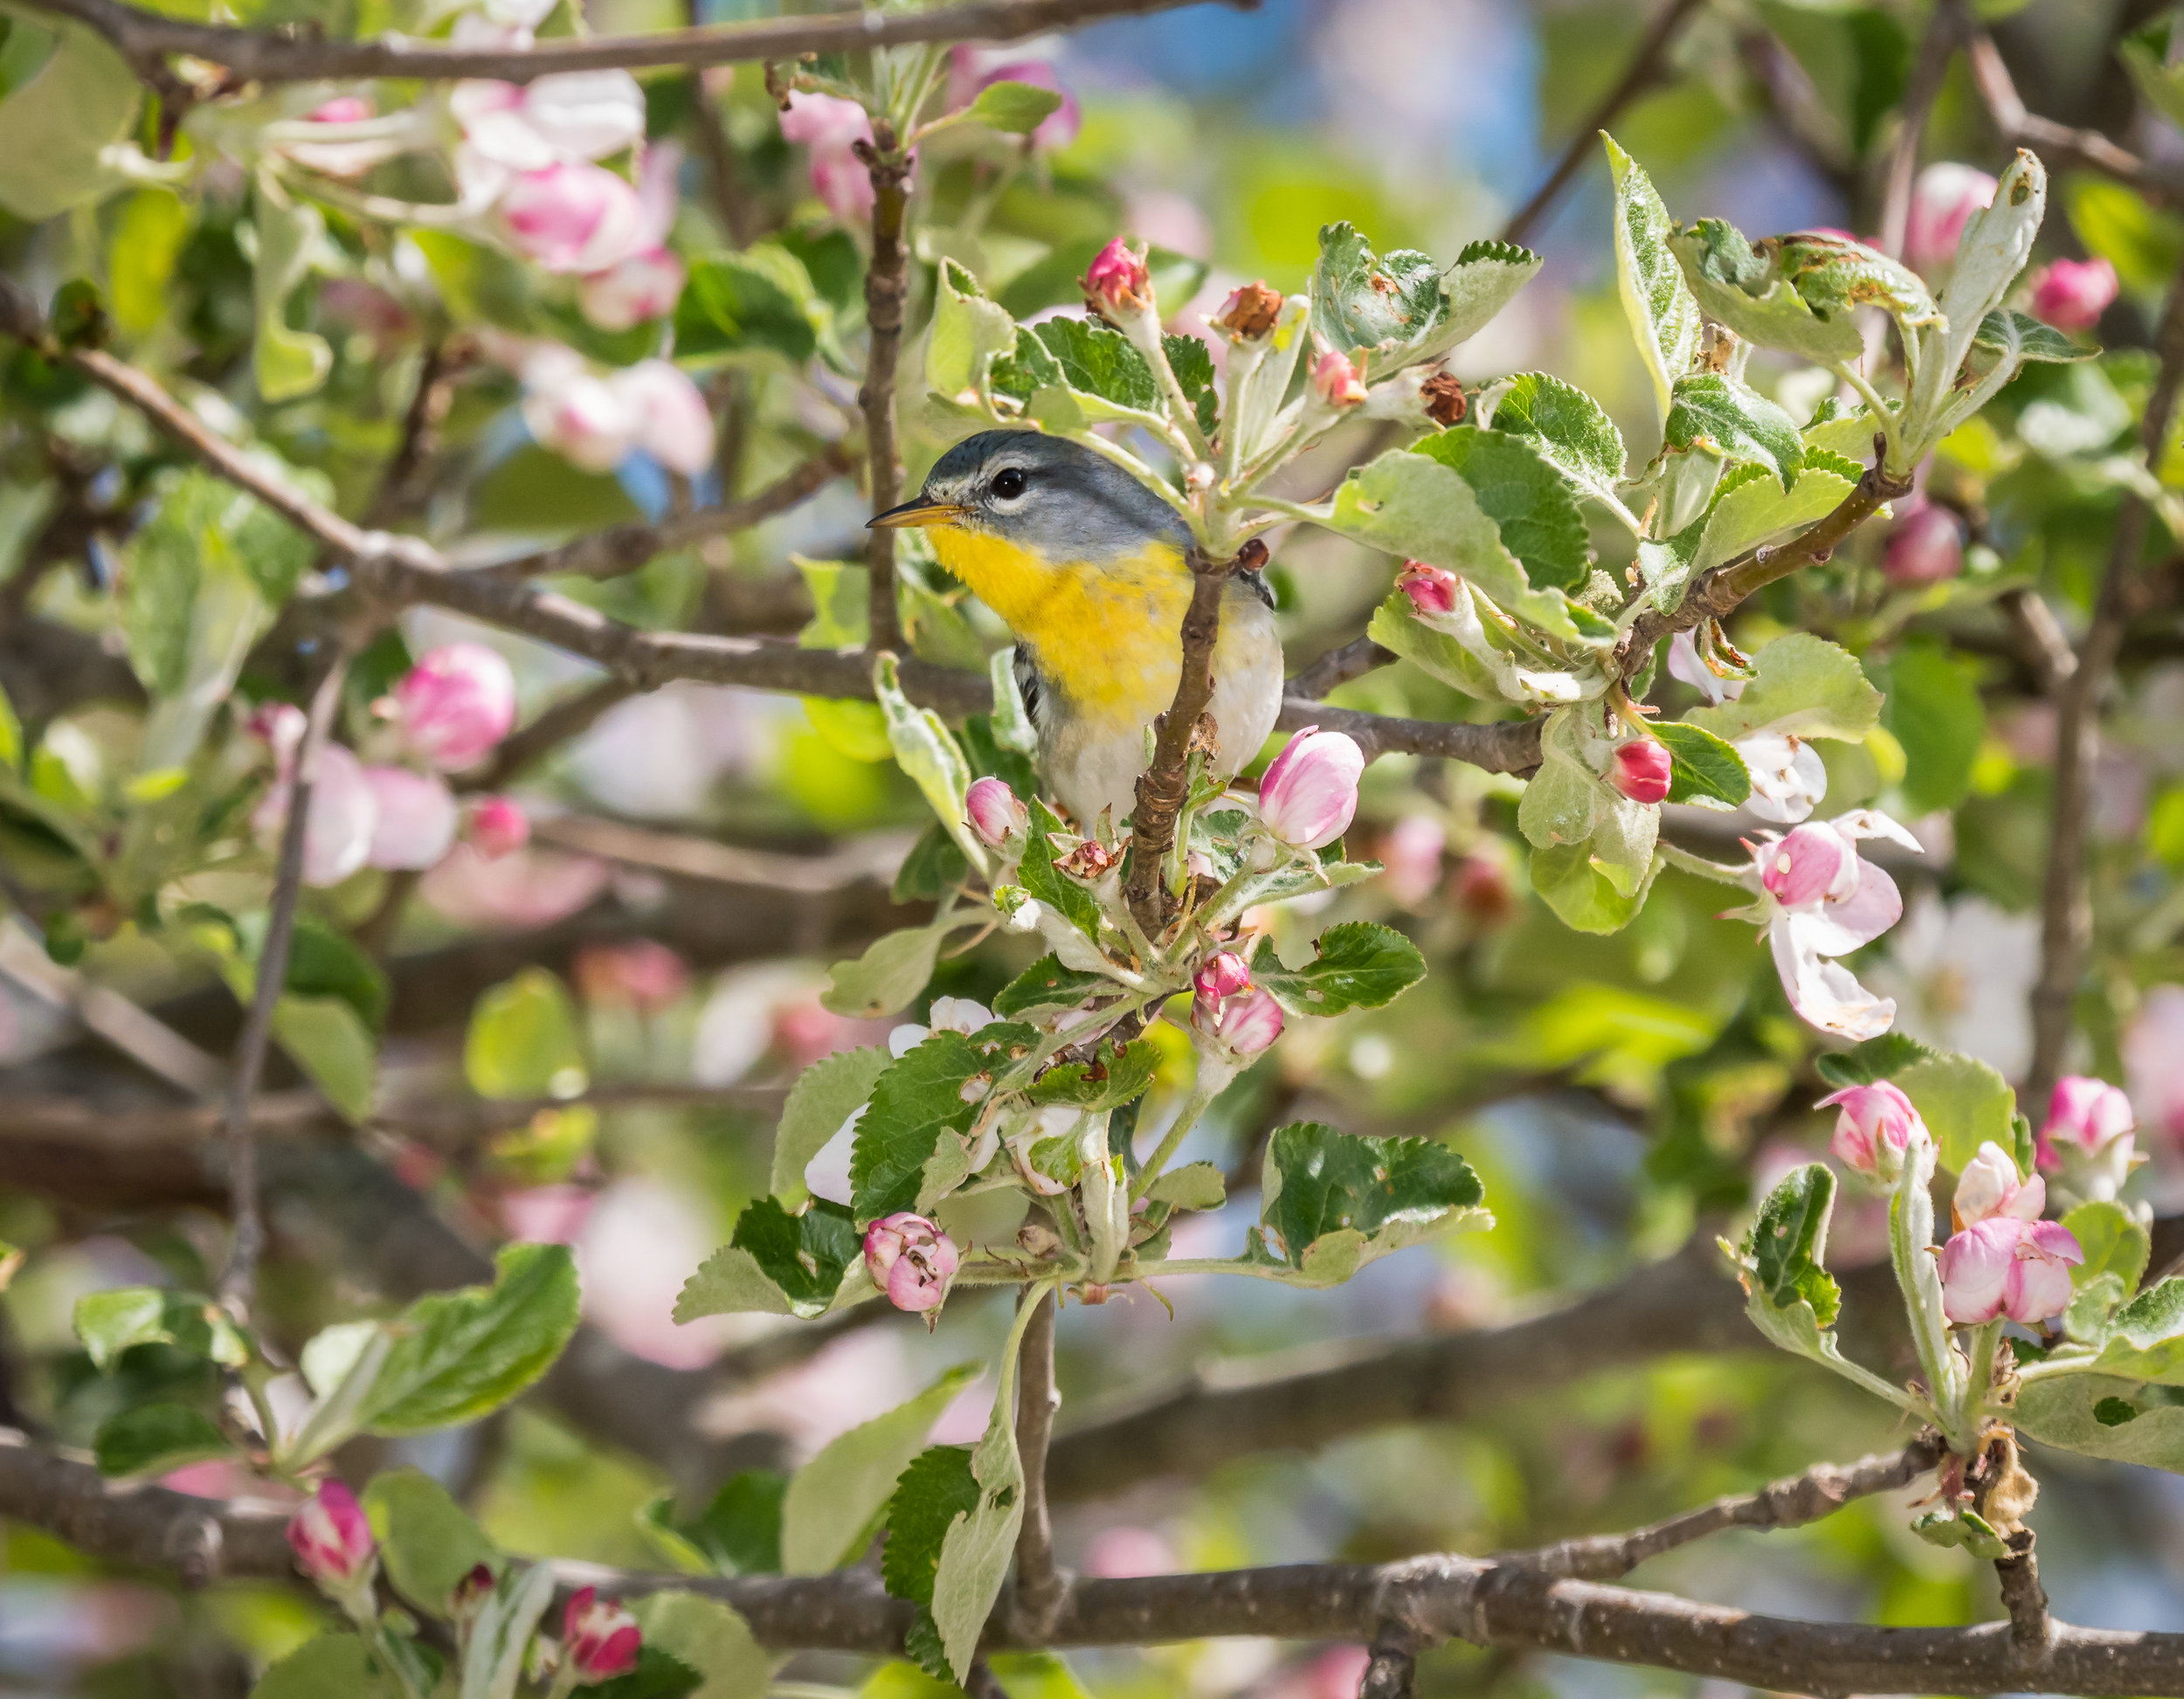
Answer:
[249,1633,403,1699]
[631,1593,773,1699]
[873,653,982,872]
[252,179,332,404]
[2015,1371,2184,1473]
[1517,706,1608,850]
[1412,425,1591,591]
[2049,1280,2184,1385]
[93,1403,232,1478]
[2122,20,2184,131]
[678,1198,864,1322]
[1909,1506,2009,1561]
[1247,922,1427,1016]
[821,923,950,1020]
[1026,316,1159,415]
[1668,218,1865,366]
[358,1243,582,1434]
[1685,632,1881,744]
[73,1288,250,1371]
[363,1468,499,1615]
[1973,308,2097,364]
[1604,135,1703,419]
[677,245,827,365]
[464,969,587,1101]
[892,823,972,905]
[1896,1051,2015,1175]
[771,1047,891,1211]
[1663,372,1805,491]
[281,918,391,1032]
[926,259,1019,404]
[0,681,19,771]
[850,1026,1036,1222]
[1814,1031,1939,1090]
[992,956,1116,1021]
[273,993,377,1123]
[783,1364,980,1574]
[1310,222,1451,359]
[1259,1122,1487,1282]
[1436,238,1545,360]
[881,1445,978,1676]
[929,1415,1025,1682]
[1529,839,1658,935]
[1019,1039,1151,1113]
[1144,1162,1226,1212]
[2064,1200,2151,1302]
[1882,644,1985,816]
[584,1647,705,1699]
[1164,332,1220,437]
[1018,798,1102,943]
[961,79,1065,135]
[0,11,141,221]
[1489,371,1628,515]
[654,1471,788,1576]
[1654,722,1751,808]
[1742,1163,1839,1325]
[1365,591,1504,702]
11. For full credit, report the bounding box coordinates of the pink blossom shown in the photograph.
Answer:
[966,776,1027,848]
[1258,726,1363,851]
[1192,984,1283,1060]
[1083,238,1151,315]
[1192,950,1254,1004]
[574,939,688,1013]
[578,245,686,330]
[500,161,647,274]
[1379,814,1447,907]
[2029,257,2118,334]
[1667,631,1743,706]
[1883,501,1965,586]
[562,1587,642,1682]
[1904,162,1998,271]
[612,358,717,477]
[1310,348,1368,409]
[523,362,638,471]
[2125,984,2184,1140]
[778,93,876,224]
[1818,1081,1924,1183]
[467,796,530,860]
[1610,739,1672,805]
[285,94,402,178]
[1751,810,1918,1040]
[2042,1074,2136,1158]
[287,1481,375,1591]
[361,765,460,870]
[1396,560,1459,618]
[419,843,610,929]
[2005,1219,2084,1323]
[1939,1216,2022,1324]
[1953,1140,2044,1227]
[254,742,380,888]
[390,643,517,771]
[863,1212,959,1314]
[451,68,645,181]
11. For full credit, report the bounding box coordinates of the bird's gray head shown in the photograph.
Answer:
[868,430,1191,564]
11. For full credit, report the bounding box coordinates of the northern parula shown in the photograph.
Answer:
[870,430,1283,826]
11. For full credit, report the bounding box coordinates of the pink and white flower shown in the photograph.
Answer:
[287,1481,376,1592]
[1191,984,1283,1060]
[388,643,518,771]
[2125,984,2184,1141]
[360,765,460,870]
[1953,1139,2044,1227]
[498,160,649,274]
[2038,1074,2142,1204]
[863,1212,959,1314]
[1310,348,1368,409]
[1738,731,1828,825]
[1396,560,1458,618]
[778,93,877,224]
[2029,257,2118,334]
[1667,630,1744,706]
[451,68,646,189]
[1257,726,1363,851]
[578,245,686,331]
[1939,1215,2082,1325]
[252,740,380,888]
[951,52,1081,150]
[1748,810,1918,1039]
[966,776,1028,849]
[1904,162,1998,272]
[1818,1080,1924,1184]
[615,358,717,478]
[1379,814,1447,907]
[282,94,408,178]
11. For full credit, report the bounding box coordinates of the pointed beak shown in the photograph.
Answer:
[867,495,970,530]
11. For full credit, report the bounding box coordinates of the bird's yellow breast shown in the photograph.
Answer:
[929,527,1193,723]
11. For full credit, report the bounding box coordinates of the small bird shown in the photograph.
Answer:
[870,431,1284,827]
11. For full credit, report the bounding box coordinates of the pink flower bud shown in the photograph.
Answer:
[391,643,518,771]
[2029,257,2118,334]
[1193,950,1253,1004]
[778,93,876,224]
[611,358,717,478]
[1939,1215,2021,1324]
[1083,238,1151,315]
[1379,814,1446,907]
[1904,162,1997,271]
[1817,1081,1923,1183]
[500,161,647,274]
[1396,560,1459,618]
[562,1586,642,1682]
[1882,501,1965,586]
[451,1561,495,1620]
[361,765,460,871]
[1310,348,1368,409]
[1258,725,1364,851]
[1452,853,1516,928]
[965,776,1027,848]
[1610,739,1672,805]
[2041,1074,2136,1159]
[286,94,397,177]
[523,364,637,472]
[863,1212,959,1314]
[1759,822,1854,908]
[254,742,380,888]
[1213,987,1284,1058]
[467,796,530,860]
[577,245,686,331]
[1953,1139,2044,1226]
[573,938,688,1013]
[2004,1219,2084,1323]
[287,1481,375,1590]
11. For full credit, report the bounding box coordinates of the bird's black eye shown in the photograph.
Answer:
[990,467,1027,500]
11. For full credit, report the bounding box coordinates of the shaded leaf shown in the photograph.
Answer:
[678,1197,863,1322]
[1413,425,1591,591]
[771,1047,891,1212]
[1247,922,1427,1016]
[93,1404,232,1478]
[1260,1122,1487,1281]
[1654,722,1751,809]
[359,1243,582,1433]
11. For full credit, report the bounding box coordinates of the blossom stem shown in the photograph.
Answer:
[1136,1060,1228,1190]
[1656,842,1752,886]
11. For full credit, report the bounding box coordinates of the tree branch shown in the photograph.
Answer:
[2029,265,2184,1098]
[1499,0,1707,247]
[14,0,1230,83]
[1288,636,1395,701]
[1013,1287,1067,1637]
[860,132,915,655]
[1874,0,1966,261]
[1966,30,2184,205]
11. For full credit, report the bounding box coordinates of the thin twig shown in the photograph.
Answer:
[860,129,915,655]
[218,652,350,1308]
[2029,266,2184,1097]
[1874,0,1966,260]
[1499,0,1707,247]
[1013,1287,1067,1637]
[2001,586,2077,694]
[1289,636,1395,701]
[1966,31,2184,205]
[12,0,1227,83]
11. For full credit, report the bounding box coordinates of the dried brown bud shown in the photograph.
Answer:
[1420,372,1467,427]
[1061,839,1114,879]
[1214,280,1283,338]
